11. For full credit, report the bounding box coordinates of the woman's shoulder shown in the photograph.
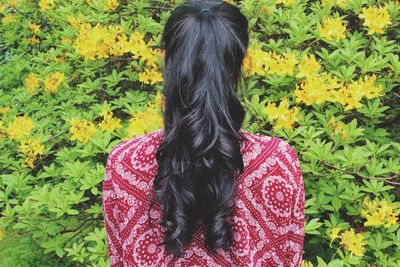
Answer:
[240,129,299,160]
[239,129,302,185]
[105,129,163,180]
[107,128,162,158]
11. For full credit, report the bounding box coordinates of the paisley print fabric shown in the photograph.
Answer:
[102,128,305,267]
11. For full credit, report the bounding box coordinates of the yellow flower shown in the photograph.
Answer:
[39,0,54,10]
[128,103,163,138]
[69,118,96,143]
[139,66,163,85]
[98,108,122,132]
[2,14,16,24]
[19,137,45,169]
[67,14,85,29]
[266,52,298,77]
[6,116,35,140]
[264,98,299,130]
[328,117,348,140]
[361,197,400,228]
[0,106,11,115]
[321,0,348,8]
[276,0,297,6]
[30,36,39,44]
[25,73,40,94]
[0,227,4,241]
[0,121,5,139]
[29,23,41,34]
[0,4,6,13]
[359,6,391,35]
[338,75,382,111]
[301,260,313,267]
[358,74,383,99]
[296,54,321,78]
[319,17,346,41]
[8,0,18,8]
[295,72,340,106]
[242,47,272,76]
[339,228,366,257]
[104,0,119,10]
[126,32,149,59]
[327,227,341,246]
[44,72,64,93]
[74,23,121,60]
[61,37,72,45]
[154,90,165,112]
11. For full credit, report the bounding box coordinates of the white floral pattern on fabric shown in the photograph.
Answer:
[261,175,294,218]
[102,128,305,267]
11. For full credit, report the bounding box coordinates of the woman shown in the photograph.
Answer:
[102,0,305,266]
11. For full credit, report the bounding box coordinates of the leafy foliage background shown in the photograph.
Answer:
[0,0,399,266]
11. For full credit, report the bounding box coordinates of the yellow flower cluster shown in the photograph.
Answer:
[0,106,11,115]
[327,227,341,246]
[295,72,382,111]
[268,52,298,76]
[301,260,313,267]
[29,23,41,34]
[74,24,163,84]
[28,23,41,43]
[264,98,299,130]
[24,72,65,94]
[98,108,122,132]
[340,74,383,110]
[6,116,35,140]
[360,196,400,228]
[127,92,164,137]
[242,47,270,76]
[321,0,348,8]
[328,227,366,256]
[359,6,391,35]
[39,0,54,10]
[7,0,18,8]
[67,14,85,29]
[327,116,348,139]
[275,0,297,6]
[104,0,119,10]
[30,36,39,44]
[339,228,366,256]
[319,17,346,41]
[0,121,5,139]
[44,72,65,93]
[243,48,298,77]
[69,118,96,143]
[138,66,163,85]
[296,54,321,79]
[25,73,40,94]
[294,72,341,105]
[74,23,122,60]
[19,138,44,168]
[2,13,16,24]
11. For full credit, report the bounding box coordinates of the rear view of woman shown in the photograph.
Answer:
[102,0,305,266]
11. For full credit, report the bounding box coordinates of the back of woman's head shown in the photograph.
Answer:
[152,0,249,256]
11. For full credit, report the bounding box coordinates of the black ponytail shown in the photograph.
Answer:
[151,0,249,256]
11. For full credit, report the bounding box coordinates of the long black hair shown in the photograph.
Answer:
[152,0,249,257]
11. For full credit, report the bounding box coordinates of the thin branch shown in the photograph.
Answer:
[322,162,400,185]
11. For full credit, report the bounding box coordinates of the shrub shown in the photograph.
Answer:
[0,0,399,266]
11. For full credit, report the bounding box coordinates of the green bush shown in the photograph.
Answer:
[0,0,399,266]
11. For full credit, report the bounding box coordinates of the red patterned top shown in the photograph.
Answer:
[102,128,305,267]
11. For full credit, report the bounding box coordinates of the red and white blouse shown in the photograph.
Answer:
[102,128,305,267]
